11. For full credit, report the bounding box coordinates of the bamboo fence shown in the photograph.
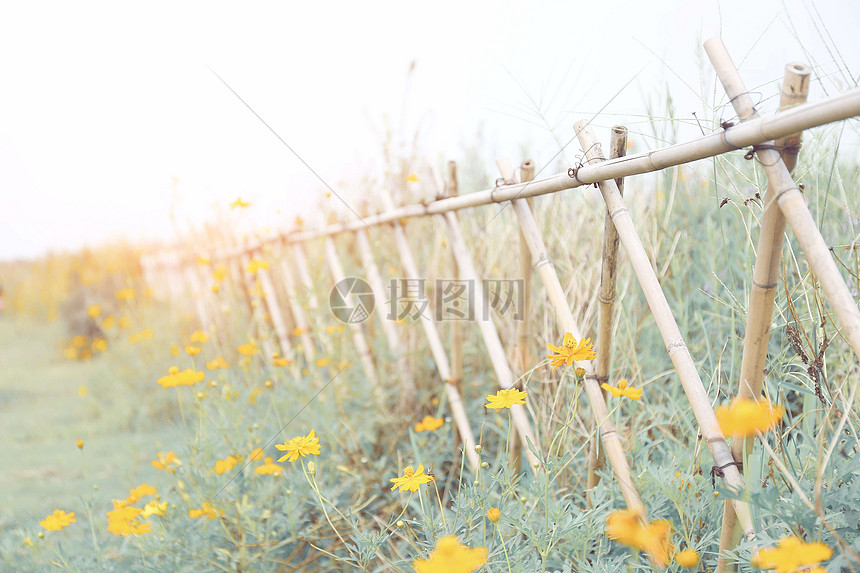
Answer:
[139,37,860,562]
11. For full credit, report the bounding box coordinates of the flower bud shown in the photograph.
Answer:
[480,461,489,469]
[487,508,501,522]
[474,444,482,453]
[76,439,84,449]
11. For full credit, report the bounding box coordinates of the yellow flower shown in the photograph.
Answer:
[76,439,84,449]
[414,415,444,432]
[291,327,306,336]
[276,429,321,463]
[295,216,304,227]
[237,342,258,356]
[129,328,154,345]
[248,387,264,404]
[485,388,527,409]
[185,345,201,356]
[605,509,674,567]
[157,367,206,388]
[39,509,76,531]
[546,333,596,370]
[91,337,108,353]
[151,451,181,473]
[315,358,330,367]
[117,315,131,330]
[212,265,227,282]
[405,173,420,182]
[487,508,501,522]
[248,447,265,461]
[87,304,102,318]
[190,330,209,343]
[189,502,222,519]
[212,455,239,475]
[71,334,89,348]
[141,500,167,518]
[65,347,79,360]
[272,355,291,367]
[106,503,150,536]
[751,536,833,572]
[126,483,157,504]
[101,315,116,330]
[390,464,433,492]
[206,356,230,370]
[198,255,211,266]
[230,197,250,209]
[254,456,283,476]
[77,386,88,397]
[413,535,487,573]
[675,548,700,568]
[245,258,269,274]
[170,344,180,357]
[601,379,643,400]
[716,398,785,437]
[115,288,135,301]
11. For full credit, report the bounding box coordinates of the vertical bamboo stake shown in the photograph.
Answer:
[354,210,415,409]
[496,157,534,473]
[240,251,277,361]
[323,234,380,387]
[292,242,321,312]
[442,207,542,472]
[510,198,646,514]
[575,120,754,537]
[379,188,481,470]
[448,162,465,405]
[277,244,317,361]
[705,38,860,359]
[255,254,294,358]
[587,125,628,501]
[713,56,811,573]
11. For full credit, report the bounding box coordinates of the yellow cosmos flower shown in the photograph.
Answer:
[248,447,265,461]
[485,388,527,409]
[206,356,230,370]
[230,197,250,209]
[413,535,488,573]
[39,510,76,531]
[117,316,131,330]
[414,415,444,432]
[126,483,157,504]
[87,304,102,318]
[601,379,643,400]
[315,358,330,367]
[487,508,501,522]
[197,255,211,266]
[101,315,116,330]
[716,398,784,437]
[405,173,420,182]
[71,334,89,348]
[157,367,205,388]
[605,509,675,567]
[237,342,258,356]
[151,451,181,473]
[141,500,167,518]
[185,345,201,356]
[546,333,596,370]
[275,429,321,463]
[675,548,700,568]
[390,464,433,492]
[106,504,150,536]
[254,456,283,476]
[291,327,306,336]
[188,502,222,519]
[190,330,209,344]
[212,455,239,475]
[129,328,154,345]
[212,266,227,282]
[76,439,84,449]
[751,536,833,572]
[115,288,135,301]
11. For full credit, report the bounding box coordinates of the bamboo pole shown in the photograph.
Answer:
[255,255,294,358]
[292,242,321,312]
[510,197,646,514]
[448,161,465,398]
[705,38,860,359]
[276,244,317,361]
[575,120,755,537]
[378,189,481,470]
[354,210,415,409]
[442,206,542,472]
[711,54,813,573]
[323,234,380,387]
[587,125,629,501]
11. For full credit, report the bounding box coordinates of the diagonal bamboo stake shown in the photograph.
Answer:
[378,189,481,470]
[575,120,754,537]
[588,125,629,502]
[255,255,294,358]
[717,61,810,573]
[323,235,379,387]
[446,162,468,456]
[705,38,860,359]
[442,205,542,472]
[276,243,317,362]
[510,197,646,514]
[353,212,415,409]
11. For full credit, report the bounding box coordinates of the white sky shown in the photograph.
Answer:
[1,0,858,260]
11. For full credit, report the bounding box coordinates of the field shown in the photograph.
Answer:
[2,48,860,573]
